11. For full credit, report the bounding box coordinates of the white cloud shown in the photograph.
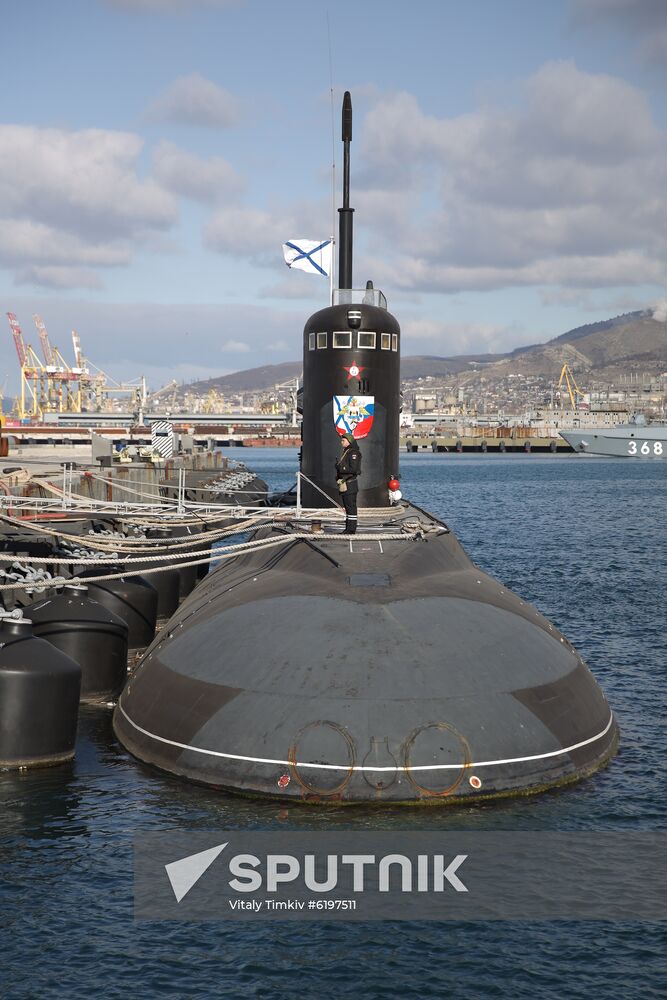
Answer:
[0,125,177,288]
[368,251,667,295]
[0,125,175,238]
[147,73,239,127]
[652,297,667,322]
[221,339,251,353]
[401,318,523,356]
[204,206,295,260]
[353,63,667,294]
[152,141,243,202]
[0,219,132,268]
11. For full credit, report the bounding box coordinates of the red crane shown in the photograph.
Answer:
[7,312,27,367]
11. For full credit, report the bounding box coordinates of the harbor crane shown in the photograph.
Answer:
[7,312,49,419]
[556,364,585,410]
[33,315,82,413]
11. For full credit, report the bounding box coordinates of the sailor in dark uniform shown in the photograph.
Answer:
[335,432,362,534]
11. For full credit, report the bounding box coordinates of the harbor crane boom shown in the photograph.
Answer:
[556,363,584,410]
[33,314,55,367]
[7,312,27,367]
[72,330,84,369]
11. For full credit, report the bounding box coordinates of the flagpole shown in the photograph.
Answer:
[330,238,335,305]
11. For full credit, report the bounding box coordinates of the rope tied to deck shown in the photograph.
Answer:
[0,529,421,591]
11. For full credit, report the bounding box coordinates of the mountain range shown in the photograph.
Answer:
[189,310,667,394]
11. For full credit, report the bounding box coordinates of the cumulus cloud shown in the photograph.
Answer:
[221,339,251,353]
[152,141,243,202]
[354,62,667,294]
[147,73,239,127]
[0,125,177,288]
[0,126,175,238]
[0,219,132,268]
[204,206,295,261]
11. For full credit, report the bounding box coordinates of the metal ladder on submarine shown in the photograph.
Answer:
[113,93,618,803]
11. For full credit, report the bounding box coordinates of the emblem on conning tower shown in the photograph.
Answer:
[333,395,375,439]
[343,363,365,381]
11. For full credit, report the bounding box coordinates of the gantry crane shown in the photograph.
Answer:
[9,312,180,421]
[33,314,83,413]
[7,313,49,419]
[72,329,107,411]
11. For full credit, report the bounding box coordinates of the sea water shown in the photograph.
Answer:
[1,451,665,999]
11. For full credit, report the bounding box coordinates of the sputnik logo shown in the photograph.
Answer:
[165,842,227,902]
[343,363,365,381]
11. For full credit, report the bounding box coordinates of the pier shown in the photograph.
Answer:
[402,434,573,453]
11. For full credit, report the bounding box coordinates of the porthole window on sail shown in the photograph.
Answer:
[317,332,327,349]
[381,333,391,350]
[392,334,398,351]
[333,331,352,349]
[308,332,316,350]
[358,331,376,349]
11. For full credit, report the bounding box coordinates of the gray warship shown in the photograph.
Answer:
[561,417,667,458]
[113,93,618,804]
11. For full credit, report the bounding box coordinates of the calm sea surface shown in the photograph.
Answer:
[2,450,666,999]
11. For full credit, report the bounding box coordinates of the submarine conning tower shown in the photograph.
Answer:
[300,91,400,508]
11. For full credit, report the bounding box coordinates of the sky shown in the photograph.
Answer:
[1,0,667,394]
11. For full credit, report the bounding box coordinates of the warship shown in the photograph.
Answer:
[113,93,619,803]
[560,416,667,458]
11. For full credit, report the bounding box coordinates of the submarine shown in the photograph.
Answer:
[113,93,618,803]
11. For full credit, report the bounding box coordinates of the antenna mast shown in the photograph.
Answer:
[338,91,354,289]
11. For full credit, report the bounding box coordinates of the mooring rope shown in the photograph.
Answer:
[0,529,420,591]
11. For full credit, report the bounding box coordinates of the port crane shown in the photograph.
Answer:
[33,315,82,413]
[556,364,585,410]
[6,312,160,421]
[7,313,50,419]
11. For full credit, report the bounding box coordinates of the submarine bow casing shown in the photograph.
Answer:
[113,521,618,802]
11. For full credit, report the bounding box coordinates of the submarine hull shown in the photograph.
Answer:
[113,508,618,804]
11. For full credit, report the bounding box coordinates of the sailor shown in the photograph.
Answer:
[335,432,361,534]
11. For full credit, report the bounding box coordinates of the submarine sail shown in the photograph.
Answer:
[113,93,618,803]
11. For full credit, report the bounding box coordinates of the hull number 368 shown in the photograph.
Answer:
[628,440,663,455]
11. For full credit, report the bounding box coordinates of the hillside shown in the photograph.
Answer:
[500,310,666,380]
[186,311,666,393]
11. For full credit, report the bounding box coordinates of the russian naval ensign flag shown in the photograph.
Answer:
[282,239,332,277]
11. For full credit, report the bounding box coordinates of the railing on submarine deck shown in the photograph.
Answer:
[295,470,343,517]
[332,288,387,309]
